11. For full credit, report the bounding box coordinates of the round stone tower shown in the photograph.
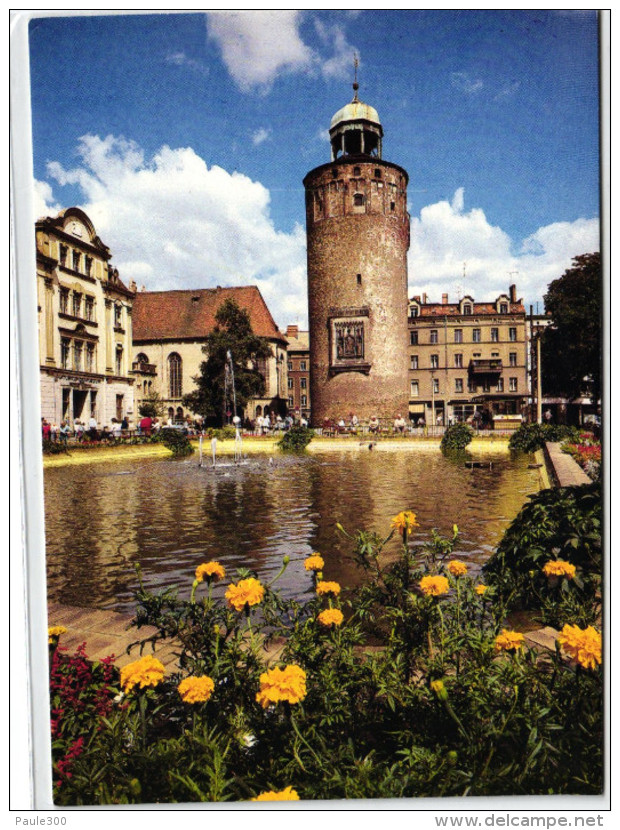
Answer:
[304,81,410,426]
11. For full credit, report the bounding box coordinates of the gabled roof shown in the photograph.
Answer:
[132,286,287,343]
[286,330,310,352]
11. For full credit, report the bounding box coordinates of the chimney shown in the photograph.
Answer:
[286,324,299,339]
[413,295,421,302]
[509,284,517,303]
[442,293,448,305]
[422,292,428,304]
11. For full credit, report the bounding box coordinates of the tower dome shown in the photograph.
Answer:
[329,83,383,161]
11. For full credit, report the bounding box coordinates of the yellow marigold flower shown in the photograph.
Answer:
[446,560,468,577]
[252,786,300,801]
[178,675,215,704]
[120,655,165,693]
[48,626,67,643]
[316,581,341,596]
[225,577,265,612]
[391,510,419,535]
[195,561,226,582]
[419,575,450,597]
[557,624,602,670]
[317,608,344,627]
[304,554,324,572]
[494,629,525,653]
[256,665,307,708]
[542,560,576,579]
[475,584,488,596]
[430,679,449,701]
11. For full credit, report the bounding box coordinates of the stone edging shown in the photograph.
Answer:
[543,442,592,488]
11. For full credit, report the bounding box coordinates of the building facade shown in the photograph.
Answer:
[131,286,288,423]
[407,286,528,427]
[36,207,136,427]
[285,325,310,421]
[303,82,410,425]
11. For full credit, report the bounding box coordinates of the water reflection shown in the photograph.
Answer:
[43,450,540,613]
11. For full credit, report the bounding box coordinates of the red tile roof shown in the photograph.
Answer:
[132,286,287,343]
[417,302,525,317]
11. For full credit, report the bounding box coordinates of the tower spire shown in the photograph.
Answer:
[352,53,359,101]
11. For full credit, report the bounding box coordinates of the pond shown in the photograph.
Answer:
[43,448,540,613]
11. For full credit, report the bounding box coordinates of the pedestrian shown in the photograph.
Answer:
[89,414,98,441]
[42,418,51,442]
[74,419,85,442]
[59,420,70,445]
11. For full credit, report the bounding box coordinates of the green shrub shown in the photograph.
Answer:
[42,439,69,455]
[509,423,580,453]
[205,426,237,441]
[49,514,602,805]
[161,428,194,457]
[440,423,474,452]
[278,425,315,452]
[484,483,601,627]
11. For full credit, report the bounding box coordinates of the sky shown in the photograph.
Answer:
[28,10,601,329]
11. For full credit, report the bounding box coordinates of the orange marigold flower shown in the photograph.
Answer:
[447,560,468,577]
[391,511,419,535]
[48,626,67,643]
[317,608,344,627]
[557,624,602,670]
[178,675,215,704]
[419,575,450,597]
[475,584,488,596]
[225,577,265,612]
[494,629,525,653]
[252,786,300,801]
[316,581,341,596]
[195,561,226,582]
[120,655,165,693]
[542,560,576,579]
[304,554,325,572]
[256,665,307,708]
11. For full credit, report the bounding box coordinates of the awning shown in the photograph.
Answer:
[408,403,425,414]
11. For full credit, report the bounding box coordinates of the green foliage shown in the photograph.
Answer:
[182,299,272,426]
[277,425,315,452]
[51,516,602,805]
[205,426,237,440]
[42,439,68,455]
[440,423,474,452]
[542,253,602,401]
[160,428,194,457]
[484,483,601,627]
[509,422,580,453]
[138,394,166,419]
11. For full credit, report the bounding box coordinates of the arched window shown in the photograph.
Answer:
[168,352,182,398]
[136,352,149,366]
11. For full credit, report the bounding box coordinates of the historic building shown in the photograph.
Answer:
[36,207,136,426]
[407,286,528,427]
[303,80,410,425]
[285,325,310,421]
[131,286,288,423]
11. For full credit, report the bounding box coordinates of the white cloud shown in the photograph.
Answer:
[206,11,358,92]
[494,80,520,100]
[33,179,60,220]
[206,11,314,92]
[165,51,209,77]
[251,127,271,146]
[408,189,599,307]
[450,71,483,94]
[38,134,308,328]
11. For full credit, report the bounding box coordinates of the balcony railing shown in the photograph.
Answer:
[469,359,503,375]
[132,361,157,375]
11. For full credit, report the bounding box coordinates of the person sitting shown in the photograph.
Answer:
[394,414,406,434]
[139,415,153,437]
[59,421,71,445]
[369,416,379,434]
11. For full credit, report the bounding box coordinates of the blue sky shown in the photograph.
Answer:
[28,10,601,327]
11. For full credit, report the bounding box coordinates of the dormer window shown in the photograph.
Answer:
[500,303,508,314]
[463,304,472,315]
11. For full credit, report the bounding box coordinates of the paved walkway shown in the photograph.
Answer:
[48,602,558,671]
[545,442,592,487]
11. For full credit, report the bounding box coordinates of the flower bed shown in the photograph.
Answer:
[49,513,603,805]
[562,433,601,482]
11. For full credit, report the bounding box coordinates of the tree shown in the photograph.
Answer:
[138,392,166,419]
[541,253,602,402]
[183,299,273,426]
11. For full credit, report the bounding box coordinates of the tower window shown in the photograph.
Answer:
[353,193,365,207]
[353,166,361,177]
[356,274,362,285]
[374,169,382,179]
[390,201,396,212]
[332,169,338,179]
